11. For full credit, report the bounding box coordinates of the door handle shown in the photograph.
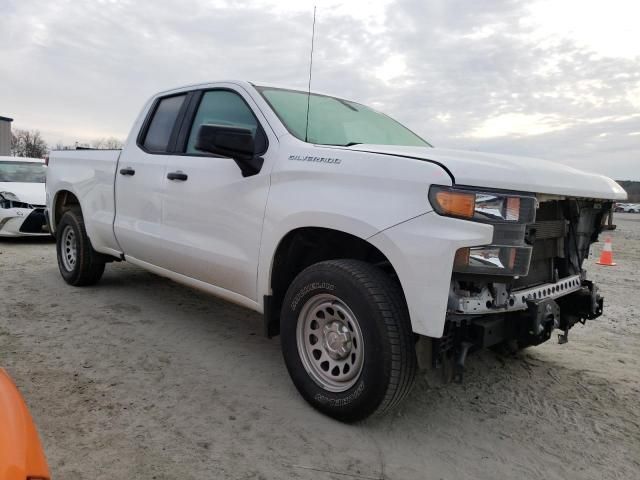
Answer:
[167,171,188,181]
[119,167,135,176]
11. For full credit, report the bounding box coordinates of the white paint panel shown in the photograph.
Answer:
[339,145,627,200]
[369,212,494,337]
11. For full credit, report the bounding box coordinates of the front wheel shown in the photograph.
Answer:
[56,207,105,286]
[280,260,417,422]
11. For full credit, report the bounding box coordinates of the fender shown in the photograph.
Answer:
[257,212,388,303]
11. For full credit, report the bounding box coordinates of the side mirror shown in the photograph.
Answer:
[195,124,264,177]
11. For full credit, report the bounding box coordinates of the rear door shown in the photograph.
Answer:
[114,93,188,265]
[159,87,276,301]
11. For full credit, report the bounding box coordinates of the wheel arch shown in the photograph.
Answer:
[262,225,406,337]
[51,189,81,234]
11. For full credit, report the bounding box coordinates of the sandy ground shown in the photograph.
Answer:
[1,214,639,480]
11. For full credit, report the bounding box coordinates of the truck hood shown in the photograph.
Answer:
[0,182,46,206]
[347,145,627,200]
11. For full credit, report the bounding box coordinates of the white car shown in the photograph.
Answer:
[616,203,639,213]
[0,156,48,237]
[46,81,627,421]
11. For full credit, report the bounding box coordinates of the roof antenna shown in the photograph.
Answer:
[304,6,317,143]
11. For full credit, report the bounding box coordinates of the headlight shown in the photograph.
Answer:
[0,192,31,209]
[0,192,15,209]
[429,186,536,224]
[453,245,532,276]
[429,185,537,276]
[0,191,20,202]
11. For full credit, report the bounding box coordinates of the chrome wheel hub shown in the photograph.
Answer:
[296,294,364,392]
[61,225,77,272]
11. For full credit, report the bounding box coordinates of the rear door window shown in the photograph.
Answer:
[142,94,187,152]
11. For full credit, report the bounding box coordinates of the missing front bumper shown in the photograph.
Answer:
[433,281,603,380]
[450,274,584,315]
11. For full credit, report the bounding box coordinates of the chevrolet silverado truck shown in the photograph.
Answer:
[46,81,627,421]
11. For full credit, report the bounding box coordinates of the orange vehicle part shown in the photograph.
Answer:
[0,368,50,480]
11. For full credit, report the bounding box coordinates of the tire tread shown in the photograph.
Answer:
[56,207,105,286]
[295,259,417,419]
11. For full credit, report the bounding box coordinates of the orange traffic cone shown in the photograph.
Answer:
[596,236,616,266]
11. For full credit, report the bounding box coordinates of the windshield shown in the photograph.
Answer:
[257,86,431,148]
[0,161,46,183]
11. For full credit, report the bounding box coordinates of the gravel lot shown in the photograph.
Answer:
[1,214,639,480]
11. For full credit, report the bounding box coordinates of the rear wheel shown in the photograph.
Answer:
[280,259,417,422]
[56,207,105,286]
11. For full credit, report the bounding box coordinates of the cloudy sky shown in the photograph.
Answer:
[2,0,639,178]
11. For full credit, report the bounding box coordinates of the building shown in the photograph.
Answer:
[0,116,13,156]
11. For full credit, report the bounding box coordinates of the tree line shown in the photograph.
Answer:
[10,128,123,158]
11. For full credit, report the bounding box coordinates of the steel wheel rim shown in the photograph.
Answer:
[296,293,365,392]
[61,225,77,272]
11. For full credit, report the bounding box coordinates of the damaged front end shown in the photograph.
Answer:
[0,192,49,236]
[430,189,611,381]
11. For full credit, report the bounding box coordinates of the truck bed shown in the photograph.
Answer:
[46,149,122,256]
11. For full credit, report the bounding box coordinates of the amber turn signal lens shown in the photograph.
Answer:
[434,191,475,218]
[454,248,470,267]
[506,196,520,221]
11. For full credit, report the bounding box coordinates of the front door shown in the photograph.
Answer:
[159,88,275,301]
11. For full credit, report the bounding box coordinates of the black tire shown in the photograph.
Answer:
[56,207,105,286]
[280,259,417,422]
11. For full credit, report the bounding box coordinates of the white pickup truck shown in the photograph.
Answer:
[46,80,627,421]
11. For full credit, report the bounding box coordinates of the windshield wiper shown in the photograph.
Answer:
[336,99,359,111]
[324,142,363,147]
